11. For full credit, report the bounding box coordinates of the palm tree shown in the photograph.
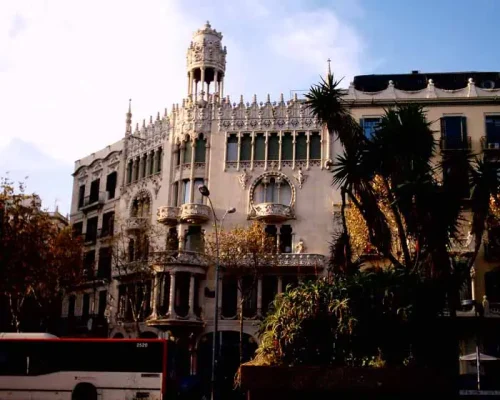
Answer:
[305,73,363,272]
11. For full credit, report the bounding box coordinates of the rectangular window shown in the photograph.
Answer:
[72,221,83,238]
[183,142,193,164]
[193,179,204,204]
[82,293,90,319]
[295,132,307,160]
[361,118,382,139]
[127,161,133,184]
[175,147,181,166]
[195,137,206,162]
[268,133,279,161]
[254,134,265,161]
[141,156,147,179]
[185,225,203,252]
[182,180,191,205]
[282,133,293,160]
[106,172,117,200]
[78,185,85,209]
[89,179,100,204]
[83,251,96,277]
[280,225,293,253]
[68,295,76,318]
[101,211,114,237]
[149,152,154,175]
[172,182,179,206]
[441,116,467,150]
[309,132,321,160]
[85,217,98,243]
[156,148,163,172]
[240,134,252,161]
[98,291,107,318]
[98,247,112,280]
[486,116,500,146]
[226,134,238,161]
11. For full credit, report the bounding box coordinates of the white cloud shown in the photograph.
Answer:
[0,0,368,211]
[269,9,364,85]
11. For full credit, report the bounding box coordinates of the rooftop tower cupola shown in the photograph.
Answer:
[186,21,227,103]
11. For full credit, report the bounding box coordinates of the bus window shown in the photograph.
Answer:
[0,342,26,376]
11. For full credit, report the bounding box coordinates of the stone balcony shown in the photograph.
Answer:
[150,250,208,268]
[252,203,294,223]
[157,206,179,226]
[277,253,326,268]
[126,217,149,231]
[179,203,211,224]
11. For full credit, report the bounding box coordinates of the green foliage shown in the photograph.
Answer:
[252,269,445,369]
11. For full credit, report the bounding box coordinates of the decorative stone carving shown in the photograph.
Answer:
[180,203,211,223]
[157,206,179,225]
[294,168,307,189]
[253,203,293,222]
[152,178,161,199]
[295,238,305,254]
[238,169,251,190]
[277,253,325,268]
[127,217,149,231]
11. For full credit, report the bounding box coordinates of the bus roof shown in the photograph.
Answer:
[0,333,59,339]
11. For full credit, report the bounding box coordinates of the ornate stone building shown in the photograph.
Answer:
[64,21,500,388]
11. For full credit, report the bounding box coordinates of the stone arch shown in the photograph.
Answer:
[139,330,158,338]
[110,327,127,338]
[249,171,296,209]
[128,189,153,217]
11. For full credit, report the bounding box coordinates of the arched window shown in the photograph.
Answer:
[195,135,206,163]
[131,192,152,218]
[254,176,292,205]
[183,136,192,164]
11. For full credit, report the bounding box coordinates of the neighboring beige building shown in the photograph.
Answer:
[63,21,500,382]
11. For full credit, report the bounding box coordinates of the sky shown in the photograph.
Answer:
[1,0,499,214]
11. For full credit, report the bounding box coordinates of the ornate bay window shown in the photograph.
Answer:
[249,172,295,222]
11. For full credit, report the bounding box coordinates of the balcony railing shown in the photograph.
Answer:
[276,253,326,268]
[80,192,106,212]
[157,206,180,225]
[150,250,208,267]
[252,203,294,223]
[179,203,210,224]
[84,231,97,244]
[439,136,472,151]
[481,136,500,151]
[126,217,149,231]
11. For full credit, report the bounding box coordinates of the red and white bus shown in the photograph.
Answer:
[0,333,167,400]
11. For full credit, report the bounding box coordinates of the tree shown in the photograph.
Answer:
[109,215,166,336]
[204,222,276,366]
[0,177,83,332]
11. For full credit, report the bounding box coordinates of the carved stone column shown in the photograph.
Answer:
[151,273,160,318]
[277,276,283,294]
[188,273,196,318]
[257,275,263,317]
[168,271,176,318]
[306,131,311,170]
[200,67,206,99]
[292,132,296,170]
[189,140,196,202]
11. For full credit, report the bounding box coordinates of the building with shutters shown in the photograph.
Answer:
[62,21,500,391]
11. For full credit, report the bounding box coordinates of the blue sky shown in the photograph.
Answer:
[0,0,498,214]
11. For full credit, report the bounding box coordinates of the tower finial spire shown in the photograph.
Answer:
[327,58,331,76]
[125,98,132,135]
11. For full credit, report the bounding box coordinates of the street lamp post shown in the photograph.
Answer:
[199,185,235,400]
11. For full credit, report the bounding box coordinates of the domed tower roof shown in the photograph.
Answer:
[186,21,227,102]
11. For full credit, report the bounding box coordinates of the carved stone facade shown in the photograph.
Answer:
[66,22,500,352]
